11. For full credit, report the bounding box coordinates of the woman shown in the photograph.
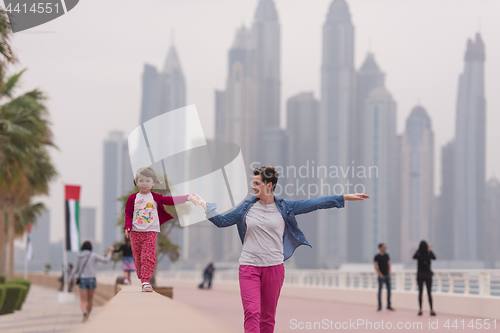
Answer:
[191,166,369,333]
[70,241,113,322]
[114,236,135,284]
[413,240,437,316]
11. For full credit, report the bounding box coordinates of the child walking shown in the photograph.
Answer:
[124,166,191,292]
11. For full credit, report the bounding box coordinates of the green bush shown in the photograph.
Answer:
[0,285,6,312]
[0,284,26,315]
[12,278,31,293]
[0,275,6,284]
[6,280,30,310]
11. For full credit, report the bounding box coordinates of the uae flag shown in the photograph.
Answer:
[65,185,81,252]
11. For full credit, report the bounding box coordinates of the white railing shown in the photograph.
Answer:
[154,269,500,297]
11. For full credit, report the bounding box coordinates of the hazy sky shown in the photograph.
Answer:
[7,0,500,243]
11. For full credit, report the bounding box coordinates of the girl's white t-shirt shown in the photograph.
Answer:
[132,192,160,232]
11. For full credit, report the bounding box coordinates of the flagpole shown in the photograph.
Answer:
[58,183,79,304]
[24,233,28,280]
[62,236,68,294]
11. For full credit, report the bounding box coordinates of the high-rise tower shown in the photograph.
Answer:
[318,0,355,267]
[348,53,385,262]
[400,106,434,263]
[453,33,486,260]
[362,87,397,262]
[252,0,281,165]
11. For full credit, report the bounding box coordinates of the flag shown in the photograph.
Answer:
[26,225,33,261]
[65,185,81,252]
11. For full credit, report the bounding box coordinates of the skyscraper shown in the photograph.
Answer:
[348,53,386,263]
[263,128,287,172]
[139,64,159,125]
[436,141,455,260]
[138,42,187,160]
[29,209,50,271]
[217,26,256,169]
[318,0,355,267]
[285,92,320,268]
[485,178,500,268]
[400,106,434,263]
[102,131,131,248]
[80,207,97,245]
[252,0,281,165]
[453,33,486,260]
[362,87,397,262]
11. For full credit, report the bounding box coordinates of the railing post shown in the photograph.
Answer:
[395,272,404,291]
[479,271,490,296]
[436,272,442,293]
[448,272,454,294]
[463,273,470,295]
[339,272,346,289]
[410,271,416,291]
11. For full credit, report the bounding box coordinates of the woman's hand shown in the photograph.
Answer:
[190,193,207,212]
[343,193,370,201]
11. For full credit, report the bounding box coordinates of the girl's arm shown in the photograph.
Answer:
[158,194,190,206]
[68,256,81,281]
[95,247,114,264]
[124,195,134,230]
[429,251,436,260]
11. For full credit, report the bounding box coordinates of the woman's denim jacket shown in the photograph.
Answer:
[205,195,345,261]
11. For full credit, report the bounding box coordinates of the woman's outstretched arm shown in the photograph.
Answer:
[287,193,369,216]
[190,193,239,228]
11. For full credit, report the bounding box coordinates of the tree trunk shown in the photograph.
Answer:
[0,203,6,275]
[7,197,15,280]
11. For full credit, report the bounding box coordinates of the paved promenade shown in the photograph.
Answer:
[166,280,491,333]
[0,285,100,333]
[0,280,494,332]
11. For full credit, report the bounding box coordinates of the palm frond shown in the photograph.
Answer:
[1,69,26,98]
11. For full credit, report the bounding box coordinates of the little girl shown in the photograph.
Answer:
[124,166,191,292]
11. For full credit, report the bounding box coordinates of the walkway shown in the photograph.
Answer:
[0,285,99,333]
[166,281,490,332]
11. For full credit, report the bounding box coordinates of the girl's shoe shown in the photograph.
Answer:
[418,311,422,316]
[124,278,130,285]
[430,310,436,316]
[142,282,153,292]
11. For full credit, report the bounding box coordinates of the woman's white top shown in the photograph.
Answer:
[239,200,285,267]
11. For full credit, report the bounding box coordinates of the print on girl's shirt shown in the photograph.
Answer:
[135,199,155,224]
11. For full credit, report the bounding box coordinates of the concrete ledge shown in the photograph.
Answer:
[75,285,231,333]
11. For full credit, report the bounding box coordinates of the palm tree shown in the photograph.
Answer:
[0,70,57,279]
[14,202,46,237]
[0,8,17,276]
[0,9,16,66]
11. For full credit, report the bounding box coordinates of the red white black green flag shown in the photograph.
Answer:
[65,185,81,252]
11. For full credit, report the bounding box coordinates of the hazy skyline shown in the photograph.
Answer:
[7,0,499,244]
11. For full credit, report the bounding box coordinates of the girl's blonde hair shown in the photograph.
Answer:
[134,167,162,187]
